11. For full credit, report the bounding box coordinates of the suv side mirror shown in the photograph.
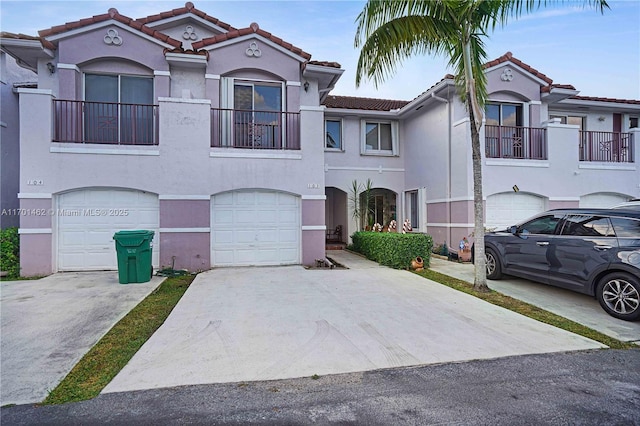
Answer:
[509,225,518,234]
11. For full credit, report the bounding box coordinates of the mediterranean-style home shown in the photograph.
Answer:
[1,2,638,276]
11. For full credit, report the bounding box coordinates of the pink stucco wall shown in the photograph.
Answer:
[159,232,210,272]
[20,233,52,276]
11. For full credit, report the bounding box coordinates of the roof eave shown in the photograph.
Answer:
[0,38,54,71]
[541,88,581,104]
[397,77,455,117]
[556,98,640,111]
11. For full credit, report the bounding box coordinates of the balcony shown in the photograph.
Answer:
[211,108,300,150]
[485,125,547,160]
[579,131,634,163]
[53,100,158,145]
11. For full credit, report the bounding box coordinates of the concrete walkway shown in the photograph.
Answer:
[428,257,640,344]
[1,273,163,406]
[103,251,604,395]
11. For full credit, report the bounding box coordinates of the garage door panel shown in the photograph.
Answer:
[236,210,257,225]
[279,229,298,243]
[213,230,234,244]
[58,189,159,271]
[486,193,545,230]
[211,190,300,266]
[236,192,256,205]
[257,229,278,243]
[580,193,628,208]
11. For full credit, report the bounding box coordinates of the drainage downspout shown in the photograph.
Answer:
[430,91,452,246]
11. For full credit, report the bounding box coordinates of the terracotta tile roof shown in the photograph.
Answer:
[541,84,576,93]
[135,1,236,32]
[0,31,40,41]
[306,60,341,69]
[192,22,311,60]
[569,95,640,105]
[484,51,553,85]
[38,8,182,49]
[323,95,409,111]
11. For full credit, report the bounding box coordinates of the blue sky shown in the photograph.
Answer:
[1,0,638,100]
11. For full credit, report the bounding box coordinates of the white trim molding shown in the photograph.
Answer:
[325,165,405,173]
[549,197,580,201]
[18,228,52,234]
[50,146,160,156]
[427,223,475,228]
[426,196,474,204]
[485,159,550,168]
[205,74,221,80]
[210,150,302,160]
[301,225,327,231]
[578,163,636,171]
[18,193,52,199]
[154,70,171,77]
[57,63,81,73]
[157,97,211,105]
[286,81,301,87]
[301,195,327,200]
[299,105,325,112]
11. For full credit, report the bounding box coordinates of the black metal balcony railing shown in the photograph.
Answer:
[485,125,547,160]
[579,131,634,163]
[53,100,158,145]
[211,108,300,150]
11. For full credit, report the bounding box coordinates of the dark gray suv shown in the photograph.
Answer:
[480,209,640,321]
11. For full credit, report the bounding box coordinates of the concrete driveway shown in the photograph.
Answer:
[0,273,163,406]
[103,251,604,395]
[428,257,640,344]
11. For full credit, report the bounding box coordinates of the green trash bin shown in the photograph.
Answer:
[113,230,155,284]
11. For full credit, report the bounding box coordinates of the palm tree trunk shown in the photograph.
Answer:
[462,36,489,292]
[468,98,489,291]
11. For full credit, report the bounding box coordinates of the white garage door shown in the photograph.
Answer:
[580,193,630,208]
[211,190,300,266]
[57,189,159,271]
[486,192,545,230]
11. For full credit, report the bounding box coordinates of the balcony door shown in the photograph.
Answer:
[84,74,154,144]
[486,103,524,158]
[221,77,285,148]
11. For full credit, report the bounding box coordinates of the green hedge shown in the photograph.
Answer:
[1,227,20,278]
[351,231,433,269]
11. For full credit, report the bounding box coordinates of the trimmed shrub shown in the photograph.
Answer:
[351,231,433,269]
[1,227,20,278]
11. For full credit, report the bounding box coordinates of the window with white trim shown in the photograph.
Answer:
[325,119,342,150]
[549,114,585,130]
[360,120,398,155]
[84,73,154,144]
[220,77,286,148]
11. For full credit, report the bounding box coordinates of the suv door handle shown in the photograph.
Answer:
[594,245,612,251]
[536,241,549,246]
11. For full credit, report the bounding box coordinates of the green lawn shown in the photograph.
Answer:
[43,274,194,405]
[415,268,634,350]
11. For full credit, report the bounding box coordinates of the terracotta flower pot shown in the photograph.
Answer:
[411,256,424,271]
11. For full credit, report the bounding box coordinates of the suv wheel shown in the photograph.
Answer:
[485,248,502,280]
[596,272,640,321]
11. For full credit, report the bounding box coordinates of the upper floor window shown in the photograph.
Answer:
[486,103,522,127]
[630,117,638,129]
[325,119,342,150]
[218,77,294,149]
[361,120,398,155]
[550,114,585,130]
[84,74,154,144]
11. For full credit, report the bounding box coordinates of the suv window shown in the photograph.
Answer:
[560,215,615,237]
[519,215,562,235]
[610,217,640,238]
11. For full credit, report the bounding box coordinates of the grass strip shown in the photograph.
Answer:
[415,268,635,350]
[43,274,194,405]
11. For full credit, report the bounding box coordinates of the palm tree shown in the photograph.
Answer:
[355,0,608,291]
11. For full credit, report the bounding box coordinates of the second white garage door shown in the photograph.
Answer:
[580,193,630,208]
[485,192,545,230]
[211,190,300,266]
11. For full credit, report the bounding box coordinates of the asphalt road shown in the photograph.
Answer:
[2,349,639,425]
